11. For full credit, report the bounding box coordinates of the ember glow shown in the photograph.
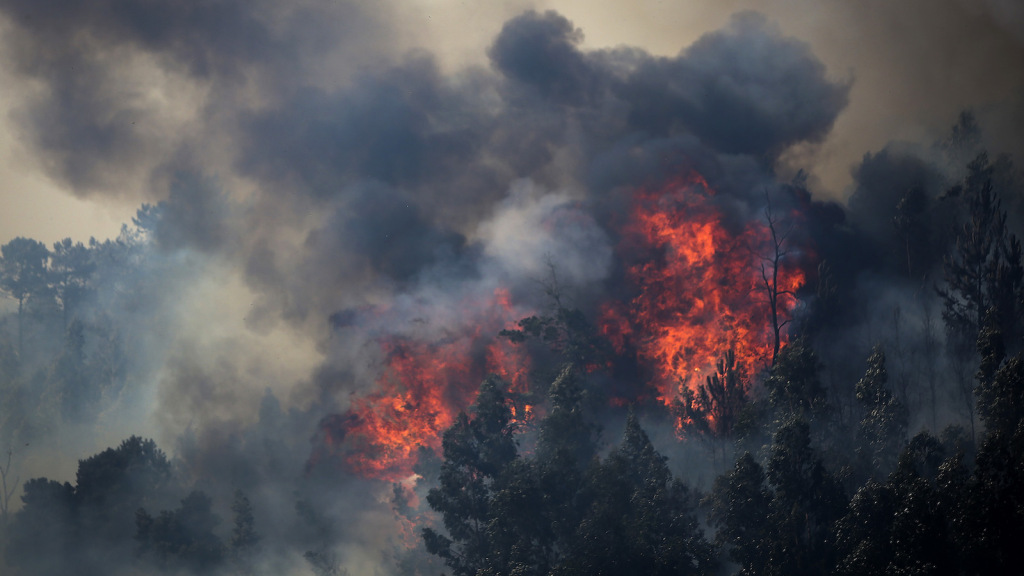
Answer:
[600,172,806,408]
[318,289,532,482]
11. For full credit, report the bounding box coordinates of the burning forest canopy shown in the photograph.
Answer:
[0,2,1024,576]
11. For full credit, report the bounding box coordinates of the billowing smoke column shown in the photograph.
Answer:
[0,2,860,573]
[294,10,847,482]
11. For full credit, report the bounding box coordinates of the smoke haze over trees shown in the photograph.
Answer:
[0,1,1023,575]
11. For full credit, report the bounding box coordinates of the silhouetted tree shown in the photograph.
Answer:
[136,490,225,572]
[6,478,76,575]
[765,419,845,576]
[422,377,518,576]
[960,328,1024,573]
[6,436,173,575]
[854,347,908,479]
[834,437,955,576]
[708,452,773,575]
[0,448,16,528]
[0,237,51,354]
[230,489,260,573]
[892,185,931,278]
[760,198,796,366]
[50,319,92,421]
[674,350,747,439]
[974,319,1024,439]
[939,153,1024,348]
[712,419,844,576]
[49,238,94,328]
[500,263,612,376]
[556,411,715,576]
[764,338,827,419]
[487,366,598,574]
[940,110,982,172]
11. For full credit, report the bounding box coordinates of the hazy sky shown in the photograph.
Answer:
[0,0,1022,246]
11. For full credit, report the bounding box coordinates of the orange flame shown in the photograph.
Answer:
[315,171,810,479]
[600,173,805,416]
[321,288,532,482]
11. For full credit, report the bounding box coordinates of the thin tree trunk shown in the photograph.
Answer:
[17,297,22,358]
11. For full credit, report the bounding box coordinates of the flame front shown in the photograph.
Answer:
[315,172,809,480]
[601,173,806,410]
[320,289,531,482]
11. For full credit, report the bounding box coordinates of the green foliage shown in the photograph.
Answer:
[708,453,773,575]
[963,422,1024,574]
[764,338,826,418]
[536,366,597,468]
[5,479,76,575]
[49,238,94,326]
[834,437,956,576]
[674,350,747,437]
[498,267,612,373]
[766,420,846,575]
[476,367,600,576]
[975,338,1024,439]
[0,238,52,312]
[553,412,715,576]
[136,490,226,572]
[938,153,1024,346]
[424,381,715,576]
[423,376,518,576]
[959,346,1024,573]
[230,489,260,557]
[711,419,845,576]
[5,436,173,575]
[74,436,172,508]
[854,346,908,478]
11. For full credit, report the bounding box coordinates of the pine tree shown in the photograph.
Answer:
[230,489,260,561]
[557,412,715,576]
[765,419,846,576]
[674,350,747,438]
[764,338,827,419]
[854,346,908,478]
[939,153,1024,347]
[708,452,773,575]
[422,376,518,576]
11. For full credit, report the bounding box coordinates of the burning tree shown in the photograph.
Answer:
[311,289,533,482]
[760,197,797,367]
[600,172,807,435]
[673,350,747,439]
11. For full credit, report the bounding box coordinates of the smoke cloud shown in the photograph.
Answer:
[0,1,1021,575]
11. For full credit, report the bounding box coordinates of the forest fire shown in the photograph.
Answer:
[314,172,810,479]
[315,289,532,482]
[600,173,806,414]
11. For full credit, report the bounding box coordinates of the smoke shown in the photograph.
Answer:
[0,1,1020,575]
[0,0,398,196]
[616,12,849,158]
[480,179,612,287]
